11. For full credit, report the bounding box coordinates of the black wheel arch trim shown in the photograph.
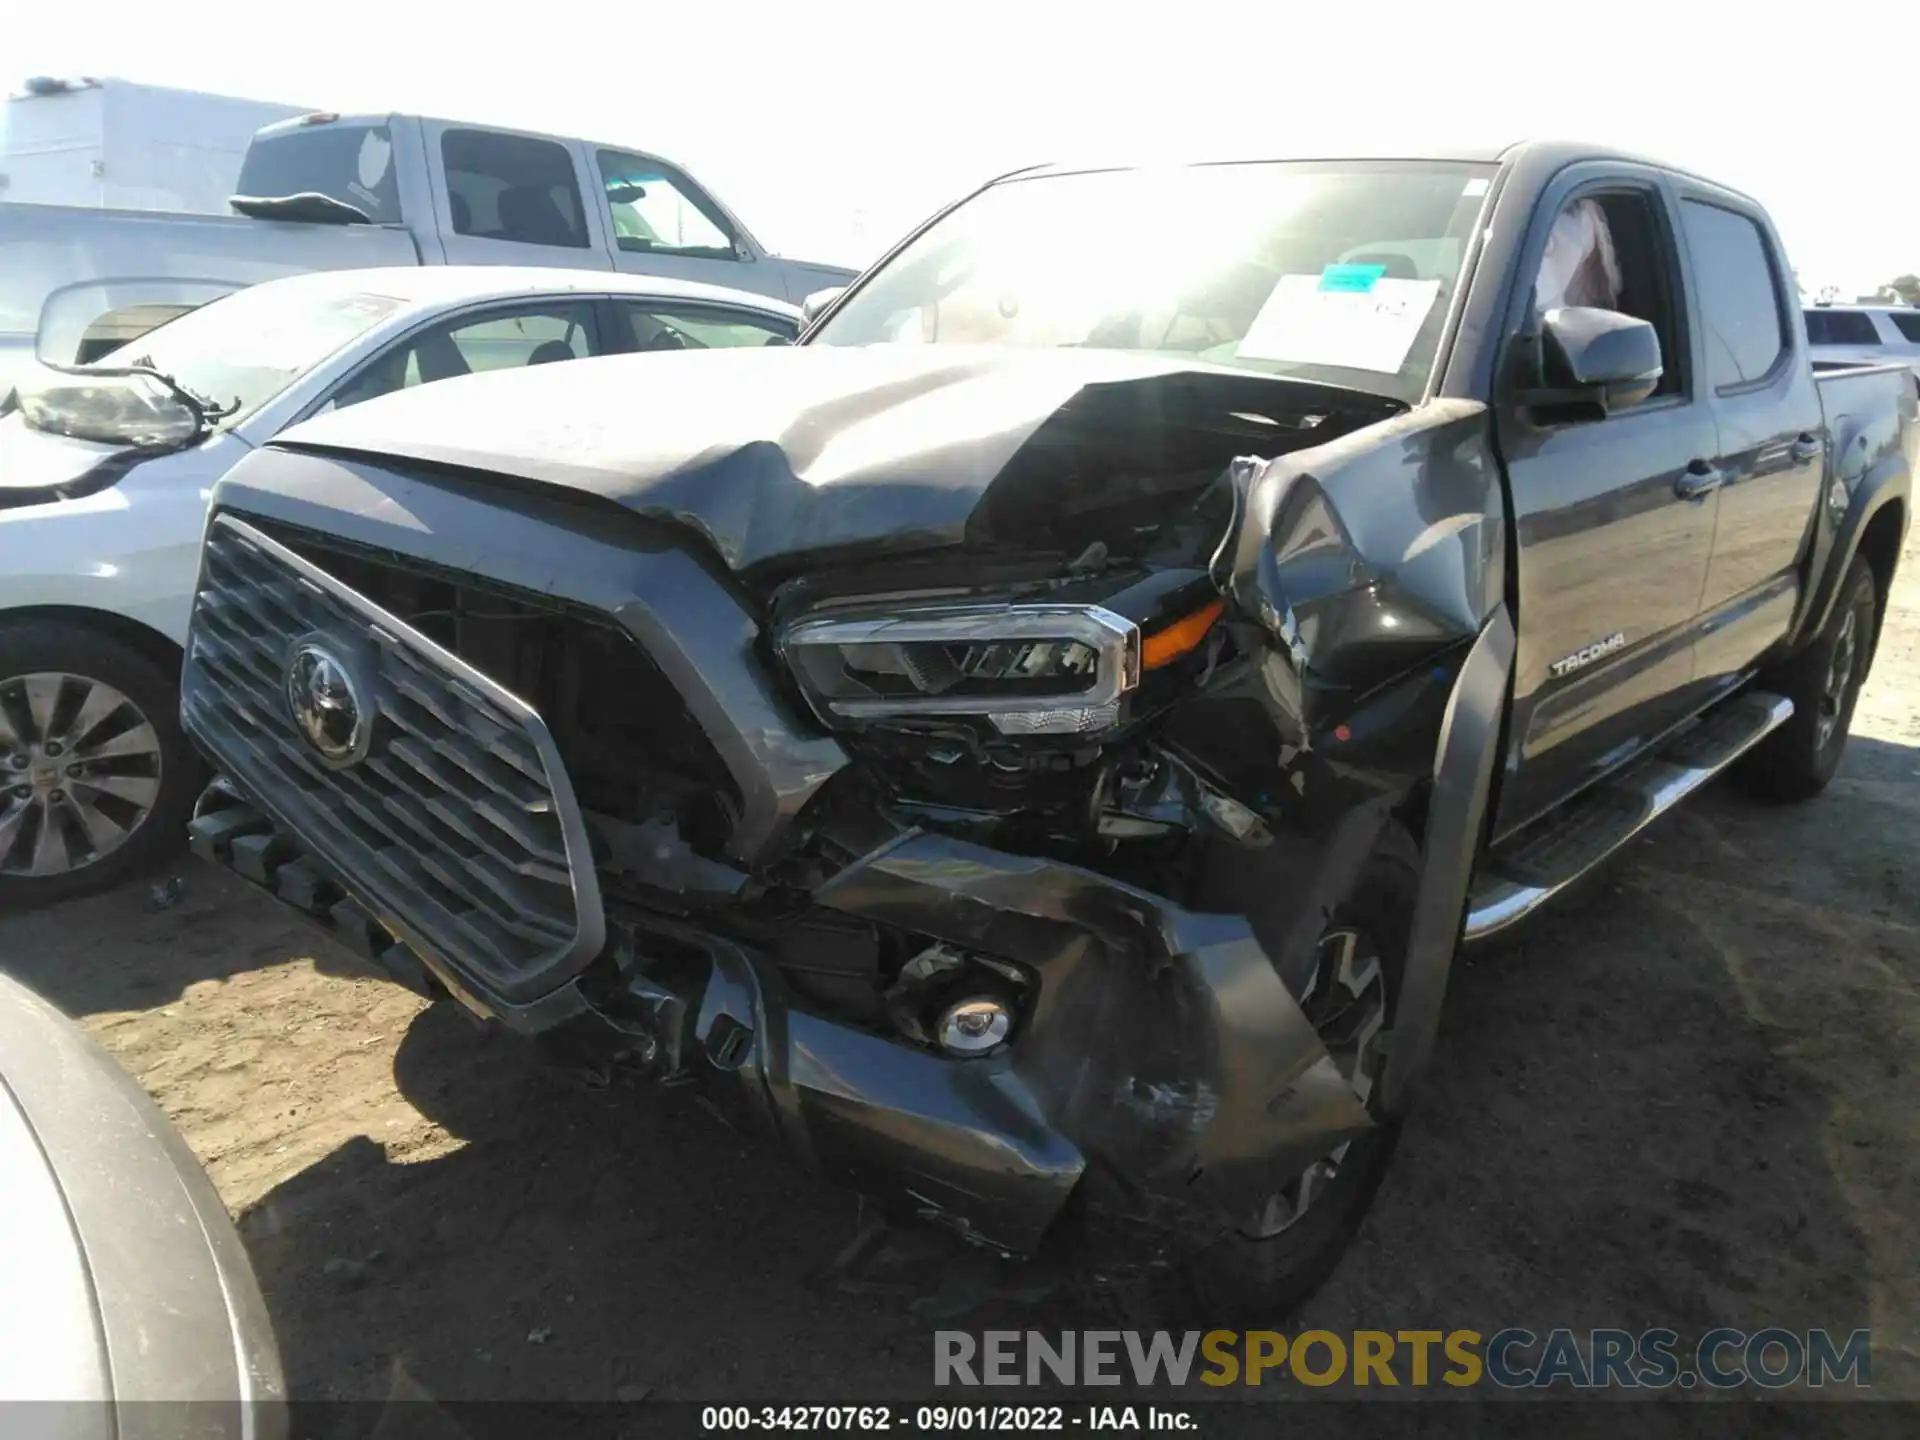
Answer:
[1794,457,1909,656]
[1380,605,1515,1114]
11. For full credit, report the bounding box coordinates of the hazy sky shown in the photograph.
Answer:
[14,0,1917,296]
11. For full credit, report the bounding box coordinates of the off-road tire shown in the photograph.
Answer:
[1737,556,1879,803]
[1168,822,1421,1323]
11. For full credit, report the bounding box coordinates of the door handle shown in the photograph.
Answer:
[1790,433,1823,464]
[1675,460,1724,501]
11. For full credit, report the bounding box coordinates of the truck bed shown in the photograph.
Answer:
[0,201,422,398]
[1816,359,1920,470]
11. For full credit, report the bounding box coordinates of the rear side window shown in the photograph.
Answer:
[442,130,588,249]
[1889,311,1920,343]
[1680,200,1787,388]
[234,123,401,224]
[1804,310,1880,346]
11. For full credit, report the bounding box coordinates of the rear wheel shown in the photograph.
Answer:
[1168,823,1419,1322]
[0,621,200,907]
[1737,556,1878,803]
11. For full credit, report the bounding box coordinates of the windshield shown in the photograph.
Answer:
[810,160,1495,403]
[87,281,407,424]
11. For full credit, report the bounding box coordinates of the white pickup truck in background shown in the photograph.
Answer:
[1804,302,1920,386]
[0,110,859,401]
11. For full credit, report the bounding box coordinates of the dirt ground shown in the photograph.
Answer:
[3,537,1918,1425]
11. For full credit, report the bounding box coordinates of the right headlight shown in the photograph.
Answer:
[778,603,1142,736]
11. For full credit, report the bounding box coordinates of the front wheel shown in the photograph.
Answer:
[1737,555,1879,803]
[1167,824,1420,1323]
[0,620,200,907]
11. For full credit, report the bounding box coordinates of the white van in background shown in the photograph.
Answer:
[0,77,306,214]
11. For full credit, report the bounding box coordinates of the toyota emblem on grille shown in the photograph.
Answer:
[285,641,369,766]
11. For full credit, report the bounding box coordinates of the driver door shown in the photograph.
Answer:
[595,147,773,295]
[1491,170,1721,839]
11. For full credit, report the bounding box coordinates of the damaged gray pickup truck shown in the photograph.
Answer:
[178,142,1916,1318]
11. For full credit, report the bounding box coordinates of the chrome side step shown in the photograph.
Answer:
[1463,691,1793,941]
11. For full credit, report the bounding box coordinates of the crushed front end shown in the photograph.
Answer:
[179,371,1495,1263]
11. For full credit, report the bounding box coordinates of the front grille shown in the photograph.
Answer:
[182,513,605,1002]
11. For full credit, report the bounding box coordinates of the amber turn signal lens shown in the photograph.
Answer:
[1142,599,1225,670]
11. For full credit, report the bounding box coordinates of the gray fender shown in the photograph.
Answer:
[1380,605,1514,1114]
[1797,457,1910,653]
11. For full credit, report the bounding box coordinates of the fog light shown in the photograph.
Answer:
[936,997,1011,1055]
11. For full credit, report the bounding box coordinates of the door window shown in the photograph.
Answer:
[333,303,596,408]
[1680,201,1787,389]
[1804,310,1880,346]
[596,150,737,259]
[442,129,589,249]
[1888,311,1920,343]
[1531,189,1688,408]
[620,302,794,352]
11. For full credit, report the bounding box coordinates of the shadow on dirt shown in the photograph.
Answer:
[1322,738,1914,1396]
[0,856,379,1017]
[238,1000,1079,1415]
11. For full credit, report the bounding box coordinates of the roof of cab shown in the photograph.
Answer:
[250,110,694,171]
[224,264,800,318]
[1007,138,1724,188]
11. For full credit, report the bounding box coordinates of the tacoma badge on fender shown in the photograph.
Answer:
[1548,631,1628,677]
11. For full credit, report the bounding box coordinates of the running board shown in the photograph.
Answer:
[1463,691,1793,941]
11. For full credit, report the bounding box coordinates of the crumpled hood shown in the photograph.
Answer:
[272,345,1371,572]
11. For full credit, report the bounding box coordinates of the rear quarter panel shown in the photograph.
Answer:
[1797,363,1917,645]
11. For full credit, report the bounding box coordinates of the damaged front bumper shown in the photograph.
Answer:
[189,783,1373,1257]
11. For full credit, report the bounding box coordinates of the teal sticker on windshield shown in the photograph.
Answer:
[1319,263,1388,293]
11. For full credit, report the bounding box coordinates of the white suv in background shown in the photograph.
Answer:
[1803,304,1920,386]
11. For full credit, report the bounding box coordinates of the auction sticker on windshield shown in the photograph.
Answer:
[1236,271,1441,374]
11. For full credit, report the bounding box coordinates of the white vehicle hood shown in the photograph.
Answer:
[0,413,178,507]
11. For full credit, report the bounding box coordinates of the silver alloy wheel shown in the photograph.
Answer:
[0,672,163,877]
[1817,606,1860,751]
[1245,926,1389,1238]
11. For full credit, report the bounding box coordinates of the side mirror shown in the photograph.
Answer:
[1525,307,1662,420]
[799,286,845,330]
